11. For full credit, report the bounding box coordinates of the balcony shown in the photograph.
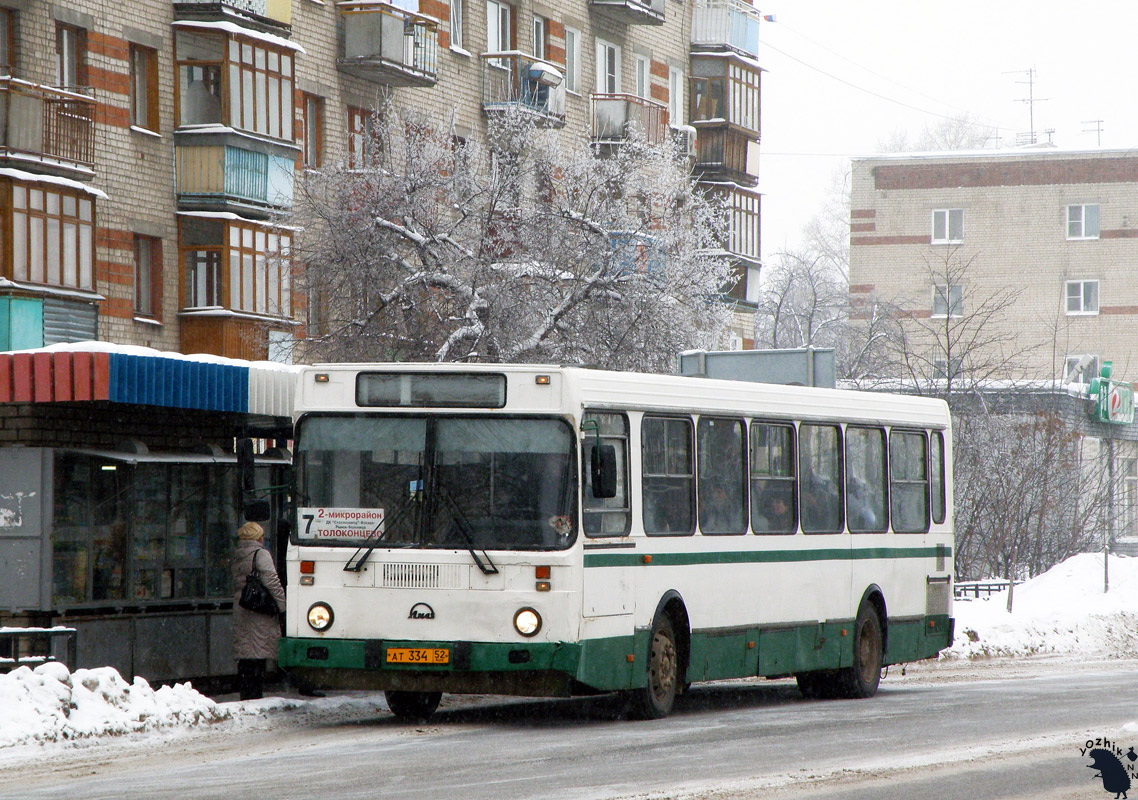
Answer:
[591,93,668,153]
[175,128,295,215]
[0,77,95,176]
[691,0,760,58]
[589,0,664,26]
[173,0,292,32]
[699,181,760,268]
[338,1,439,87]
[481,52,565,127]
[692,126,759,183]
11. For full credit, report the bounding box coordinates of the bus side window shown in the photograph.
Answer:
[582,411,631,537]
[642,416,694,535]
[750,421,797,534]
[890,430,930,533]
[799,424,844,534]
[931,431,947,525]
[846,426,888,533]
[697,417,747,535]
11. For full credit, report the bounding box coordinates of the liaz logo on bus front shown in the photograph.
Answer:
[409,603,436,620]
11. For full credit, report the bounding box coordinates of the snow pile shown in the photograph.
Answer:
[0,662,229,747]
[945,553,1138,660]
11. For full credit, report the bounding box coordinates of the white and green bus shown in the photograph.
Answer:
[278,364,953,721]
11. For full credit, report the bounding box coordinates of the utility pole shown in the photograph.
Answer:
[1006,68,1047,145]
[1083,119,1104,146]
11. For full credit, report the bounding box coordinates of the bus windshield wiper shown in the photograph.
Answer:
[344,494,418,572]
[435,484,499,575]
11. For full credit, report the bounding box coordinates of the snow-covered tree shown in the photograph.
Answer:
[292,101,733,372]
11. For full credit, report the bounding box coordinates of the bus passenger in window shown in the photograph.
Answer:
[847,478,879,530]
[754,485,794,533]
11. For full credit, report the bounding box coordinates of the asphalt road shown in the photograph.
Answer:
[2,659,1136,800]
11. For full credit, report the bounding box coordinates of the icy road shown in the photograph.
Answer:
[1,658,1135,800]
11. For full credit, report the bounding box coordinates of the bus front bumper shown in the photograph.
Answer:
[279,637,587,696]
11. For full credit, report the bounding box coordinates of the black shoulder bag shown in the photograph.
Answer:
[239,551,280,616]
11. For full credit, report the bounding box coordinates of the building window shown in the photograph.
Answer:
[596,39,620,94]
[228,222,292,316]
[134,235,161,317]
[299,93,323,167]
[564,27,580,93]
[486,0,513,54]
[0,10,15,70]
[130,44,159,131]
[1064,354,1099,384]
[180,217,292,316]
[56,23,86,89]
[11,182,95,290]
[635,54,649,99]
[1067,204,1100,240]
[450,0,464,49]
[174,30,294,141]
[347,105,375,168]
[931,208,963,244]
[668,67,684,125]
[932,284,963,317]
[1066,279,1099,315]
[532,15,546,60]
[1123,458,1138,538]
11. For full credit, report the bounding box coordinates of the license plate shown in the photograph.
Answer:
[386,647,449,665]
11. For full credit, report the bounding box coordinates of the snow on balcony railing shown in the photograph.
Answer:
[691,0,761,58]
[591,93,669,146]
[481,52,565,125]
[175,0,293,26]
[0,77,96,170]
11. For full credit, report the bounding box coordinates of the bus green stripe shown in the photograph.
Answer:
[584,546,951,568]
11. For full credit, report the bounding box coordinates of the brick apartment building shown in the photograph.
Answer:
[0,0,763,361]
[0,0,764,682]
[848,146,1138,541]
[849,147,1138,384]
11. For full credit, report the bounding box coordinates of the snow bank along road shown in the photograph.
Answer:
[1,657,1135,800]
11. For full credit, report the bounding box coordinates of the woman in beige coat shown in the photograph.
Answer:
[231,521,286,700]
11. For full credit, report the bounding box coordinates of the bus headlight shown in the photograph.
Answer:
[513,607,541,637]
[307,602,334,632]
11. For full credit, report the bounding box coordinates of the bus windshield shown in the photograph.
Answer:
[294,415,578,551]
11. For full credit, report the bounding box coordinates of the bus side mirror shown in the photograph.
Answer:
[237,438,268,520]
[591,444,618,499]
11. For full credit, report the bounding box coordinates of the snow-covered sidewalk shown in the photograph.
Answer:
[1,552,1136,751]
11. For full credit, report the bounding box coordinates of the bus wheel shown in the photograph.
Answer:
[628,615,678,720]
[385,690,442,722]
[836,605,883,699]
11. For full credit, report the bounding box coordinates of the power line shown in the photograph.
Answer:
[761,39,1013,135]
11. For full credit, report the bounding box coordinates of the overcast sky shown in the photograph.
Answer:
[757,1,1138,260]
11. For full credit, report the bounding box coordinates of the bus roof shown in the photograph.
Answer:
[297,363,951,429]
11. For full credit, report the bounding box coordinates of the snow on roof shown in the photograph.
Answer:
[171,20,306,53]
[852,143,1138,163]
[0,167,107,199]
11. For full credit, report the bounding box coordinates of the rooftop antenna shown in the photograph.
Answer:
[1006,68,1047,144]
[1083,119,1104,146]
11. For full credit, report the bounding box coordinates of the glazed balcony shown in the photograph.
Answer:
[175,129,295,215]
[691,0,760,58]
[589,0,664,26]
[0,77,95,176]
[692,126,759,184]
[591,93,668,152]
[481,52,565,127]
[173,0,292,32]
[699,181,760,268]
[338,1,439,87]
